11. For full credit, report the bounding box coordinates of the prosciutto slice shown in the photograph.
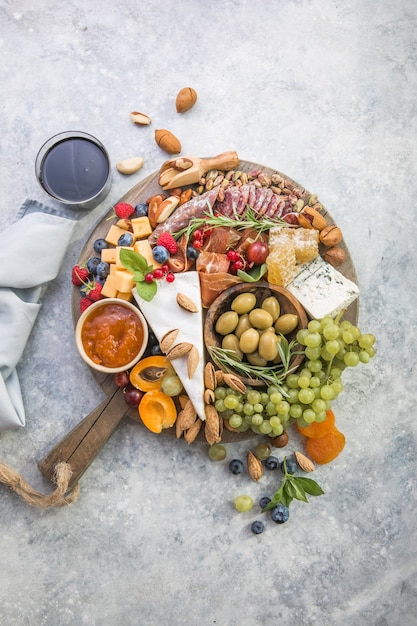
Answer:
[199,272,242,308]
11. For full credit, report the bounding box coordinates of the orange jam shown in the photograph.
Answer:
[81,303,144,368]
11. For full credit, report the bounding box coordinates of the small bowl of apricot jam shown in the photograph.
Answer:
[75,298,148,374]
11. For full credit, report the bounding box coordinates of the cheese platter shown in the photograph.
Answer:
[38,158,369,491]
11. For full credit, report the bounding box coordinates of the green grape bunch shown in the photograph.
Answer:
[215,313,376,435]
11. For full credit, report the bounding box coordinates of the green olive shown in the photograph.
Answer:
[234,314,252,338]
[215,310,239,335]
[261,296,281,322]
[274,313,299,335]
[231,292,257,315]
[221,334,243,360]
[258,331,279,362]
[239,328,260,354]
[246,350,268,366]
[248,308,274,330]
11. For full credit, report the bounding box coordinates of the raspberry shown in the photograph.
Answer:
[114,202,135,219]
[88,283,103,301]
[80,297,94,313]
[157,233,178,254]
[72,265,89,286]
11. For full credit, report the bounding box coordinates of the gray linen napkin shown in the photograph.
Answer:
[0,199,76,431]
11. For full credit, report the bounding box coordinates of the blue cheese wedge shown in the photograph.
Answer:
[287,256,359,319]
[133,271,205,421]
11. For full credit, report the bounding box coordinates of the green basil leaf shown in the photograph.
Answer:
[280,489,293,508]
[296,477,325,497]
[136,279,157,302]
[287,478,309,503]
[263,482,285,511]
[120,249,152,275]
[237,263,267,283]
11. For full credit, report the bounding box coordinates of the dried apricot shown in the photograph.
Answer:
[138,389,177,433]
[305,426,346,464]
[297,409,335,438]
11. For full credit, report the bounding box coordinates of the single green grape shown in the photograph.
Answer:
[309,376,321,388]
[251,413,264,426]
[298,375,311,389]
[323,324,340,340]
[359,351,370,363]
[270,391,283,404]
[358,333,376,349]
[272,424,284,436]
[229,414,243,428]
[303,409,316,423]
[286,374,299,389]
[269,416,281,429]
[305,332,322,348]
[161,374,183,396]
[253,402,264,413]
[276,400,290,415]
[243,403,255,416]
[238,421,250,432]
[320,385,335,400]
[208,444,227,461]
[326,340,340,355]
[320,316,334,329]
[296,328,309,345]
[290,404,303,418]
[215,399,226,413]
[254,442,271,460]
[298,388,315,405]
[259,420,273,434]
[260,392,269,405]
[287,389,300,404]
[223,395,239,410]
[234,495,254,512]
[315,410,327,422]
[266,401,278,416]
[342,330,355,344]
[267,384,282,396]
[308,319,322,333]
[307,359,323,373]
[247,390,261,405]
[344,351,360,367]
[331,379,344,395]
[312,398,327,413]
[305,346,322,360]
[214,386,227,400]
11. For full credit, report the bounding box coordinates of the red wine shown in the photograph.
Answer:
[40,137,110,203]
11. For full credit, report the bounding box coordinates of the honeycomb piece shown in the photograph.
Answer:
[292,228,319,264]
[266,239,298,286]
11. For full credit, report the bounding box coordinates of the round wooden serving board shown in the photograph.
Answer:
[38,160,359,489]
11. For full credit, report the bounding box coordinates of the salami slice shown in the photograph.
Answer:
[216,186,242,216]
[257,187,274,216]
[149,187,220,243]
[235,184,251,215]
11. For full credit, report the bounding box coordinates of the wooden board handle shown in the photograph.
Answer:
[38,387,129,491]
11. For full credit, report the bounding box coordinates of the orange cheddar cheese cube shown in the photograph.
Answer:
[134,240,161,268]
[101,275,119,298]
[105,224,133,246]
[116,291,134,302]
[131,216,152,239]
[101,247,117,264]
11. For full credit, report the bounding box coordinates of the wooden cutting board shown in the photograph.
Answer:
[38,160,359,491]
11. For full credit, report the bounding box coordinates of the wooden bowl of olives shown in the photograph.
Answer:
[204,282,308,387]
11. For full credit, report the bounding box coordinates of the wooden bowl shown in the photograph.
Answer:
[75,298,148,374]
[204,282,308,387]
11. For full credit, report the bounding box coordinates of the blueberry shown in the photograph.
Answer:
[281,459,297,474]
[118,232,134,247]
[229,459,244,475]
[186,245,199,261]
[152,245,170,264]
[259,496,271,509]
[95,274,107,285]
[271,504,290,524]
[134,203,148,217]
[251,520,265,535]
[86,256,101,274]
[96,261,110,278]
[93,238,108,254]
[265,456,280,470]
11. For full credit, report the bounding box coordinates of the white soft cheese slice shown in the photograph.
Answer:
[287,256,359,319]
[133,271,206,421]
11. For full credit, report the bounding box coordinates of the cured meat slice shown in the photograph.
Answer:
[196,251,230,274]
[264,193,280,217]
[199,272,242,308]
[257,188,274,216]
[201,226,240,254]
[149,187,220,244]
[253,187,270,215]
[215,186,242,216]
[235,184,251,214]
[247,184,257,210]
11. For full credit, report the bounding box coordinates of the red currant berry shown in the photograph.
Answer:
[114,371,130,388]
[165,272,175,283]
[153,268,164,279]
[145,273,155,283]
[192,229,203,241]
[227,249,239,261]
[193,239,202,249]
[161,264,170,274]
[232,259,244,271]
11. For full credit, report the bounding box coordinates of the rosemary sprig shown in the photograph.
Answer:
[208,335,304,393]
[173,206,292,241]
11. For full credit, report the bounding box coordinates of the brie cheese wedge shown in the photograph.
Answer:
[133,271,206,421]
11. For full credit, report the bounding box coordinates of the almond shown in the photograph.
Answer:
[176,87,197,113]
[160,328,180,353]
[176,292,199,313]
[130,111,151,125]
[204,388,215,404]
[184,417,203,444]
[166,341,193,360]
[155,129,181,154]
[116,156,144,175]
[178,399,197,430]
[294,451,315,473]
[223,373,247,394]
[187,345,199,379]
[204,404,221,445]
[247,451,263,482]
[204,362,216,391]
